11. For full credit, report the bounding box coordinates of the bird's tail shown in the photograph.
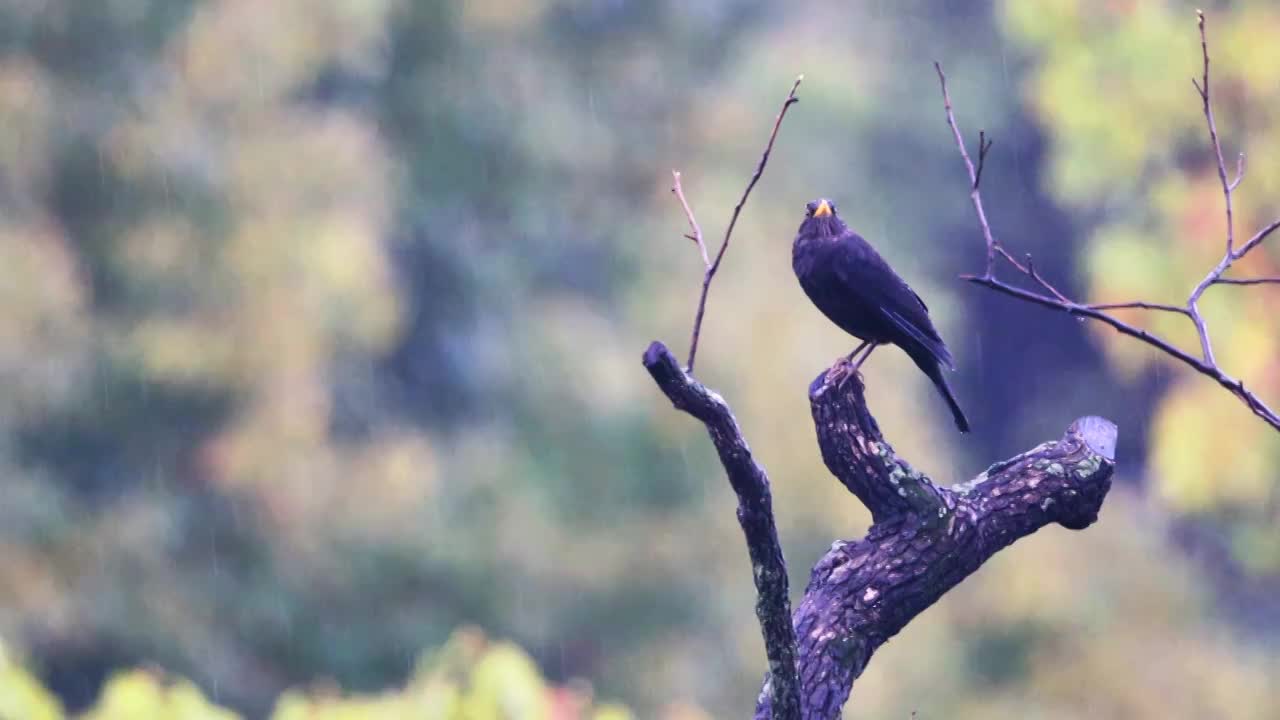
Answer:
[911,351,971,433]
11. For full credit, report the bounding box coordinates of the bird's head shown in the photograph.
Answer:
[798,198,845,238]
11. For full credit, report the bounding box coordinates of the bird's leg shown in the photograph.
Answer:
[843,340,871,364]
[851,342,879,371]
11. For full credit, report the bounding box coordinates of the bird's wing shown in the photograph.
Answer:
[830,231,955,369]
[909,287,929,313]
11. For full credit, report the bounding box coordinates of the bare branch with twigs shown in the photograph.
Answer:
[935,62,999,277]
[654,74,806,718]
[645,66,1121,720]
[935,11,1280,431]
[672,75,803,374]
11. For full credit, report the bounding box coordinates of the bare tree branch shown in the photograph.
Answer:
[935,11,1280,432]
[645,63,1124,720]
[645,344,1116,720]
[750,371,1115,719]
[1192,10,1236,255]
[1187,10,1234,365]
[1232,218,1280,260]
[934,62,998,277]
[1214,277,1280,287]
[675,75,803,373]
[643,341,802,719]
[1085,300,1191,316]
[651,72,807,717]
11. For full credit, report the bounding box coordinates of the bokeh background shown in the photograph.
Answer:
[1,0,1278,717]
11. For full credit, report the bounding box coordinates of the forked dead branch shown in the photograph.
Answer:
[934,11,1280,431]
[646,75,1116,718]
[676,75,803,374]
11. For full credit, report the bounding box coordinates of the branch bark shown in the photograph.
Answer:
[756,369,1114,719]
[643,342,1116,719]
[643,341,802,719]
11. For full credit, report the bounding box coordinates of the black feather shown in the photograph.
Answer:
[792,200,970,432]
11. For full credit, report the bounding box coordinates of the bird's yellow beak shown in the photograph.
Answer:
[813,200,832,218]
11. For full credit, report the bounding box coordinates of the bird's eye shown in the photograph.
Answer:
[828,202,837,214]
[805,203,815,217]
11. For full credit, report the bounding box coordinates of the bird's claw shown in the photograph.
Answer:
[826,356,858,389]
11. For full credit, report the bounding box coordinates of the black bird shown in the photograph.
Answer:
[792,198,970,432]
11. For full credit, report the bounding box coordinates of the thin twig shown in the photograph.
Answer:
[1232,218,1280,260]
[1185,10,1235,366]
[935,62,998,277]
[1229,152,1246,192]
[679,74,803,373]
[1085,300,1191,316]
[935,11,1280,433]
[1018,251,1072,304]
[1184,300,1217,366]
[935,65,1071,305]
[671,171,709,268]
[1214,277,1280,286]
[973,130,993,190]
[1193,10,1235,256]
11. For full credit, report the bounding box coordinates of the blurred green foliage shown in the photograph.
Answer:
[0,629,635,720]
[1001,0,1280,569]
[0,0,1276,718]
